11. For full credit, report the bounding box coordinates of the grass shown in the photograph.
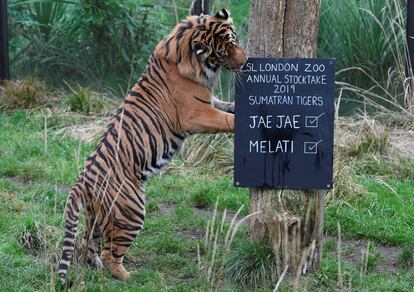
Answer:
[312,255,414,291]
[399,244,414,269]
[326,178,414,245]
[0,107,413,290]
[0,111,93,184]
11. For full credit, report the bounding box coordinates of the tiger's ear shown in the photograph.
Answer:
[215,9,229,20]
[192,41,211,60]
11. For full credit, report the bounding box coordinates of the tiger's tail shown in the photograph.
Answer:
[58,189,83,286]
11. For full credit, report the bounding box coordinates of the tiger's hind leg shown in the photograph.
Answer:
[100,210,144,279]
[82,212,103,269]
[96,178,145,280]
[100,228,140,280]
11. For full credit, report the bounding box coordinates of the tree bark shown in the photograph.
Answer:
[247,0,324,276]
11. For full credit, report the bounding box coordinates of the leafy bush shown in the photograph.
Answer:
[10,0,169,93]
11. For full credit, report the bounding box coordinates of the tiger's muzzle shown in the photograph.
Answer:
[225,46,247,71]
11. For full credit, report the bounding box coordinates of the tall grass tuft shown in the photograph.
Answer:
[17,216,58,256]
[319,0,412,115]
[177,134,234,174]
[64,85,108,114]
[0,79,48,109]
[225,240,281,289]
[360,241,382,275]
[347,117,390,157]
[399,244,414,269]
[319,0,403,85]
[198,198,261,290]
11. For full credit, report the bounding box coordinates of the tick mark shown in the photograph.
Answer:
[304,139,324,154]
[305,112,325,128]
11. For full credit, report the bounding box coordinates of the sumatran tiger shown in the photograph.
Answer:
[58,8,246,285]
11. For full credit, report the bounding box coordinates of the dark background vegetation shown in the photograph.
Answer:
[7,0,249,97]
[6,0,409,114]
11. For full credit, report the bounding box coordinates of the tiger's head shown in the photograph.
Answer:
[155,9,247,88]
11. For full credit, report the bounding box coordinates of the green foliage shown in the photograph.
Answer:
[7,0,254,97]
[11,0,75,41]
[314,256,341,287]
[190,187,216,209]
[10,0,168,92]
[354,157,414,180]
[318,0,409,115]
[312,254,414,291]
[0,111,94,184]
[147,173,249,214]
[319,0,405,85]
[323,238,337,254]
[6,0,411,117]
[75,0,167,78]
[17,216,57,257]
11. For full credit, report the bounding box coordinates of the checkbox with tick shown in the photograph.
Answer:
[305,112,325,128]
[304,139,324,154]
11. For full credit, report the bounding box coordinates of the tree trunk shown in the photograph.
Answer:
[247,0,324,276]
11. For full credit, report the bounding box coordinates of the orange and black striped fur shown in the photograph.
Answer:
[58,9,246,284]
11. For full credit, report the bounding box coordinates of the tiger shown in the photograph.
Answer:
[58,8,246,285]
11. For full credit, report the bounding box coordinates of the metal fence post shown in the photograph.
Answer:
[192,0,209,15]
[408,0,414,77]
[0,0,10,81]
[408,0,414,109]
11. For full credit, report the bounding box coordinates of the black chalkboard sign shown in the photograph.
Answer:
[234,58,335,189]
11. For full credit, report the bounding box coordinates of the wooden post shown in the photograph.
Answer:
[247,0,324,276]
[0,0,9,81]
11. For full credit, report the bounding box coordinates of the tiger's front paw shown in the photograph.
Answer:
[218,102,234,114]
[212,98,235,114]
[226,102,235,114]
